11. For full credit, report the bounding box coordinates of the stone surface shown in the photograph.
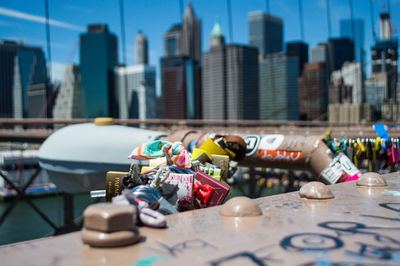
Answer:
[356,172,388,187]
[83,203,136,233]
[299,181,334,199]
[219,196,262,217]
[81,228,140,248]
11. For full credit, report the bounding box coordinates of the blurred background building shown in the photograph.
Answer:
[203,20,259,120]
[0,1,399,123]
[0,40,50,119]
[160,3,202,119]
[115,32,157,120]
[80,24,118,118]
[53,64,81,119]
[248,11,283,60]
[259,53,299,120]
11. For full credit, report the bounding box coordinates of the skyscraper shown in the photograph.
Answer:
[80,24,118,118]
[135,31,148,65]
[53,64,82,119]
[115,64,156,119]
[161,3,202,119]
[286,41,308,76]
[329,62,363,106]
[203,20,259,120]
[161,56,201,119]
[248,11,283,59]
[182,2,201,62]
[259,53,299,120]
[202,20,226,120]
[371,12,398,101]
[327,38,355,71]
[298,62,329,120]
[311,43,329,64]
[365,72,387,118]
[340,19,365,67]
[0,40,48,118]
[163,24,183,57]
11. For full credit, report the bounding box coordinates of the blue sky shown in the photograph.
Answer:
[1,0,399,88]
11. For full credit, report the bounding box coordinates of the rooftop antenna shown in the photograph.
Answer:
[298,0,305,41]
[226,0,233,43]
[326,0,332,38]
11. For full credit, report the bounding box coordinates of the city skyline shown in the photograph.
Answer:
[1,0,399,87]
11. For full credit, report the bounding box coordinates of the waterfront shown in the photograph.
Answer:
[0,167,98,246]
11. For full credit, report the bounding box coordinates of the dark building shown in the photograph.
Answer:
[327,38,355,71]
[259,53,299,120]
[80,24,118,118]
[182,2,202,62]
[371,12,398,101]
[160,56,201,119]
[161,3,202,119]
[248,11,283,59]
[0,40,48,118]
[163,24,183,57]
[203,20,259,120]
[286,41,309,76]
[298,62,329,120]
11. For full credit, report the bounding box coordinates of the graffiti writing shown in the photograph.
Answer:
[209,246,281,266]
[280,233,343,252]
[146,239,216,257]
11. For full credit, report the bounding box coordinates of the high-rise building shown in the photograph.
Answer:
[135,32,148,65]
[286,41,308,76]
[330,62,363,104]
[248,11,283,59]
[182,2,201,62]
[225,45,259,120]
[161,3,202,119]
[298,62,329,120]
[202,20,226,120]
[0,40,48,118]
[311,43,329,64]
[163,24,183,57]
[161,56,201,119]
[340,19,365,66]
[327,38,355,71]
[371,12,398,101]
[53,64,82,119]
[203,21,259,120]
[80,24,118,118]
[115,64,156,119]
[259,53,299,120]
[365,72,387,118]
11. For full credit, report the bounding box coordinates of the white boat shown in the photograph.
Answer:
[38,121,167,193]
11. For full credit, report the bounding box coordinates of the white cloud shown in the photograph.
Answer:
[0,6,84,31]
